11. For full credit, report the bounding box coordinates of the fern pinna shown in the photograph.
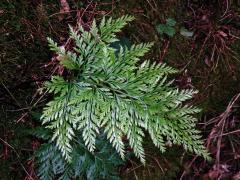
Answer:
[40,15,210,174]
[33,126,122,180]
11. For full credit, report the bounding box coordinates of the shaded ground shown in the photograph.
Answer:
[1,0,240,179]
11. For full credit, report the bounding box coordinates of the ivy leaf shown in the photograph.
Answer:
[156,24,166,35]
[165,26,176,37]
[166,18,176,26]
[156,18,177,37]
[156,24,176,37]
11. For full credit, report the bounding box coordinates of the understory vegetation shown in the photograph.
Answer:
[1,0,240,179]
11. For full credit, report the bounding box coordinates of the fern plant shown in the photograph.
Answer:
[32,126,122,180]
[40,15,210,173]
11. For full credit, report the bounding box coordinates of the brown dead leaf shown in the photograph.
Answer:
[0,9,4,15]
[58,0,70,21]
[218,30,228,38]
[60,0,70,13]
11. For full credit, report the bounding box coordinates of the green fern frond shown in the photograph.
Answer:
[40,15,210,176]
[100,15,135,43]
[33,129,122,180]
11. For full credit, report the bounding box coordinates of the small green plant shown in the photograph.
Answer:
[156,18,176,37]
[38,15,210,179]
[32,127,122,180]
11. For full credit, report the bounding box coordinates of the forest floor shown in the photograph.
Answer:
[1,0,240,179]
